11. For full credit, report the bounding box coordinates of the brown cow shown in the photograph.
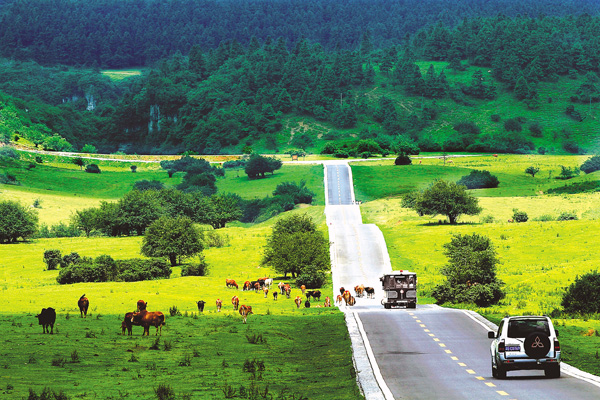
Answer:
[243,281,251,291]
[263,287,269,298]
[136,300,147,312]
[294,296,302,308]
[348,296,356,306]
[226,279,238,289]
[131,310,165,336]
[78,294,89,318]
[284,284,291,298]
[324,296,331,307]
[232,296,239,311]
[121,312,136,335]
[343,290,352,306]
[239,305,253,324]
[300,285,306,295]
[216,298,222,312]
[273,291,278,301]
[278,281,285,294]
[336,294,343,305]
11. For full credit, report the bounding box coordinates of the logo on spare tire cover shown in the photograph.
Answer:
[524,332,550,359]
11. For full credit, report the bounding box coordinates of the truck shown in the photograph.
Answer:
[380,270,417,309]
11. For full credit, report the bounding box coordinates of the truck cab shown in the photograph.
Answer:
[380,270,417,309]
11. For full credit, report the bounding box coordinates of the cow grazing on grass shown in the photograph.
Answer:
[263,287,269,298]
[324,297,331,307]
[300,285,306,295]
[336,295,343,305]
[239,305,253,324]
[131,310,165,336]
[306,290,321,301]
[232,296,240,311]
[136,300,147,312]
[278,282,285,294]
[216,299,222,312]
[196,300,206,312]
[121,312,135,335]
[264,278,273,288]
[78,294,89,318]
[243,281,251,291]
[294,296,302,308]
[273,291,278,301]
[305,300,311,308]
[253,281,261,292]
[365,287,375,299]
[36,307,56,334]
[225,279,238,289]
[284,284,291,298]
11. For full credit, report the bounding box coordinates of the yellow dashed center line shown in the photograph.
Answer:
[475,376,485,381]
[496,391,509,396]
[444,349,452,354]
[433,338,440,342]
[416,319,422,322]
[428,333,435,337]
[420,324,426,327]
[438,343,446,347]
[458,362,466,367]
[466,369,476,374]
[424,329,430,332]
[485,382,496,388]
[451,356,459,361]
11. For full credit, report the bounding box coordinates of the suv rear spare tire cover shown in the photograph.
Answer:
[524,331,551,359]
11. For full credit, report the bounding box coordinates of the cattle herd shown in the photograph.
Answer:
[34,281,375,335]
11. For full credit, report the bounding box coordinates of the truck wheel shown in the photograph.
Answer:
[496,364,506,379]
[408,302,416,309]
[384,303,391,309]
[545,364,560,378]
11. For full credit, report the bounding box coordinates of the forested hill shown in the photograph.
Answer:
[1,0,600,68]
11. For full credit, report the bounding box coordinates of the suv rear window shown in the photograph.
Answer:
[507,319,550,338]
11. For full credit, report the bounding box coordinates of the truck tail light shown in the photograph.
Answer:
[554,340,560,352]
[498,340,505,353]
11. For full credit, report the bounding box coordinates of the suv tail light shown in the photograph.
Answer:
[554,339,560,352]
[498,340,505,353]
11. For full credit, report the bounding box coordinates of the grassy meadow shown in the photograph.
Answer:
[353,155,600,374]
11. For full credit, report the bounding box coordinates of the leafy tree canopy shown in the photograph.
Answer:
[141,215,203,266]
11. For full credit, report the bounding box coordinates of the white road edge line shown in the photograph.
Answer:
[461,309,600,389]
[352,311,396,400]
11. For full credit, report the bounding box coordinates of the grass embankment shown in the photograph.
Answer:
[353,155,600,375]
[0,207,361,399]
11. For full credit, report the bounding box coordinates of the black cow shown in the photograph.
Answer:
[306,290,322,301]
[196,300,206,312]
[365,287,375,299]
[304,300,311,308]
[36,308,56,334]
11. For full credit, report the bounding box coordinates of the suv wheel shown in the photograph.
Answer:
[494,361,507,379]
[545,364,560,379]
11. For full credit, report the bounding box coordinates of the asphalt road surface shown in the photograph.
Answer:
[325,162,600,400]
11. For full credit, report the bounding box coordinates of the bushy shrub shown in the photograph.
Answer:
[36,222,81,238]
[490,114,501,122]
[557,211,578,221]
[320,143,338,154]
[563,140,581,154]
[57,260,101,284]
[394,153,411,165]
[457,170,499,189]
[529,122,543,137]
[557,165,580,180]
[222,160,246,169]
[0,146,19,159]
[133,180,164,191]
[512,209,528,222]
[562,271,600,314]
[432,281,504,307]
[547,181,600,194]
[333,150,349,158]
[202,230,230,248]
[43,249,62,270]
[180,256,209,277]
[533,214,555,222]
[580,155,600,174]
[504,118,522,132]
[116,258,172,282]
[295,265,328,289]
[273,181,315,204]
[62,252,82,268]
[85,164,101,174]
[0,172,19,185]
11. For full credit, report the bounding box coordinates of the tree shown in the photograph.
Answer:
[85,164,101,173]
[43,249,62,270]
[432,233,504,307]
[72,157,85,170]
[117,189,165,235]
[0,200,39,243]
[262,214,330,278]
[562,271,600,314]
[141,216,203,266]
[204,193,243,229]
[405,180,481,224]
[130,165,137,173]
[245,153,282,178]
[72,207,100,237]
[525,166,540,177]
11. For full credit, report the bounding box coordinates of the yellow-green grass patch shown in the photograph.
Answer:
[100,69,143,81]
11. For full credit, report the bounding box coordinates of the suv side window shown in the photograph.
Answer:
[497,320,504,338]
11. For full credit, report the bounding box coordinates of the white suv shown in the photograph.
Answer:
[488,315,561,379]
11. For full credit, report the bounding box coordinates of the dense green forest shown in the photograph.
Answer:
[2,0,600,68]
[2,0,600,154]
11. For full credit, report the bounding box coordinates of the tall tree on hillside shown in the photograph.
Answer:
[141,216,203,266]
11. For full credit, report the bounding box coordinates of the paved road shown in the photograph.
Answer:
[325,162,600,400]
